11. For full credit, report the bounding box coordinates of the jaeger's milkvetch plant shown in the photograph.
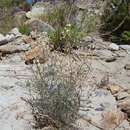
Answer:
[26,54,89,129]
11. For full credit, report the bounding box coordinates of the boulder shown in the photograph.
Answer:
[0,63,33,130]
[0,41,29,55]
[75,0,97,9]
[12,7,25,15]
[9,28,22,37]
[0,34,5,41]
[118,97,130,117]
[25,45,49,64]
[26,7,45,19]
[101,109,125,129]
[79,89,129,130]
[120,45,130,54]
[96,50,116,61]
[124,64,130,70]
[108,85,121,94]
[23,36,34,45]
[0,34,16,46]
[41,126,57,130]
[109,43,119,51]
[105,56,117,62]
[115,120,130,130]
[13,11,27,26]
[116,92,129,100]
[0,29,22,46]
[27,19,54,33]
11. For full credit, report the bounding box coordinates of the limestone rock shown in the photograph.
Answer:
[82,36,93,43]
[108,85,121,94]
[27,19,54,33]
[13,11,27,26]
[101,109,125,129]
[120,45,130,54]
[26,7,45,19]
[115,120,130,130]
[26,1,55,19]
[23,36,34,45]
[9,28,22,37]
[25,45,48,64]
[0,34,5,41]
[118,98,130,117]
[0,41,29,55]
[4,34,15,40]
[109,43,119,51]
[0,63,33,130]
[41,126,57,130]
[116,92,129,100]
[79,89,130,130]
[124,64,130,70]
[30,31,37,40]
[79,89,117,127]
[105,56,117,62]
[96,50,115,60]
[76,118,100,130]
[75,0,97,9]
[0,33,18,46]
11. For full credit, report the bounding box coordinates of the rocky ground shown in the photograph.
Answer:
[0,1,130,130]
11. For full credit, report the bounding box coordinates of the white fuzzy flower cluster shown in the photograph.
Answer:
[61,24,72,39]
[66,24,71,27]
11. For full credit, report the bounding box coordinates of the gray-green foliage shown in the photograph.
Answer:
[27,56,87,129]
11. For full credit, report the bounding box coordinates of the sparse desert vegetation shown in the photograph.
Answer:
[0,0,130,130]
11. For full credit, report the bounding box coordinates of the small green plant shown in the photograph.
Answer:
[48,24,82,53]
[112,31,130,44]
[19,24,31,35]
[121,31,130,43]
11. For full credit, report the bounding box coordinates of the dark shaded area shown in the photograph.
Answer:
[100,0,130,44]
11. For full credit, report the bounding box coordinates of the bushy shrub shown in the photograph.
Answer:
[48,24,82,52]
[101,0,130,44]
[26,56,87,129]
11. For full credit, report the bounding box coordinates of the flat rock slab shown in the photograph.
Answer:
[79,89,130,130]
[0,42,29,55]
[89,54,130,90]
[0,63,33,130]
